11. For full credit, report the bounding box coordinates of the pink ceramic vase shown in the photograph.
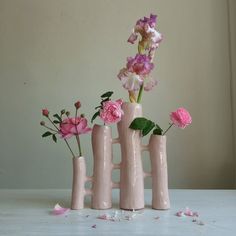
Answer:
[117,102,144,210]
[91,124,113,209]
[149,135,170,210]
[71,156,86,210]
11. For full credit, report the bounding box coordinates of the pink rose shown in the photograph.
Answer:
[100,99,124,124]
[42,108,49,117]
[170,108,192,129]
[59,117,92,139]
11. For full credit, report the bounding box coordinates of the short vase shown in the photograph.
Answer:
[71,156,86,210]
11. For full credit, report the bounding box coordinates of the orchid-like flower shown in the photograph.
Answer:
[118,14,162,103]
[118,68,143,91]
[128,14,163,52]
[126,54,154,75]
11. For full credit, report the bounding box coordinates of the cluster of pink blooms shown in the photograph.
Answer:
[118,14,163,95]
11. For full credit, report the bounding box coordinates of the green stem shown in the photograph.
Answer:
[74,109,82,157]
[43,125,57,133]
[76,135,82,157]
[64,139,76,158]
[137,84,144,103]
[163,123,174,135]
[47,116,76,158]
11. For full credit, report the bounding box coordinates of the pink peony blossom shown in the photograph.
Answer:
[42,108,49,117]
[170,108,192,129]
[59,117,92,139]
[100,99,124,124]
[127,54,154,76]
[118,68,143,91]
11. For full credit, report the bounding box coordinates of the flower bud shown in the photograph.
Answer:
[40,121,45,126]
[74,101,81,109]
[81,113,85,118]
[61,109,65,114]
[42,109,49,117]
[66,111,70,116]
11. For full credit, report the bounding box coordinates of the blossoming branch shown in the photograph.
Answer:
[40,101,92,158]
[117,14,163,103]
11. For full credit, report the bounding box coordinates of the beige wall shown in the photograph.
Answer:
[0,0,235,189]
[229,0,236,187]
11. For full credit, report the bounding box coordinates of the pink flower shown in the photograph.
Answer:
[127,32,138,44]
[42,109,49,117]
[118,68,143,91]
[100,99,124,124]
[170,108,192,129]
[59,117,92,139]
[143,76,158,91]
[127,14,163,50]
[127,54,154,76]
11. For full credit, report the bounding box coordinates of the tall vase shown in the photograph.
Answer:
[117,102,144,210]
[149,135,170,210]
[91,124,113,209]
[71,156,86,210]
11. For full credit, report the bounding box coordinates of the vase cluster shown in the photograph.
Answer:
[71,102,170,210]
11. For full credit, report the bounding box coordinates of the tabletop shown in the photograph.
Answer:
[0,189,236,236]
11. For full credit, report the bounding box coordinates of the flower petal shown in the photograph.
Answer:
[52,204,69,215]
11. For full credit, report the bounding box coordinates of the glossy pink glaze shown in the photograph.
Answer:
[91,124,113,209]
[117,102,144,210]
[71,156,86,210]
[149,135,170,210]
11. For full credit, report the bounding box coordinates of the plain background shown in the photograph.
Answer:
[0,0,235,189]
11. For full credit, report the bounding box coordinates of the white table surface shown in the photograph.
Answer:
[0,189,236,236]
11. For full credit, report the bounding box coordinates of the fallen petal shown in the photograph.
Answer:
[52,203,70,215]
[97,214,111,220]
[176,211,185,217]
[184,207,194,216]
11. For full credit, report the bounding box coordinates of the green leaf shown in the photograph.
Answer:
[129,117,156,137]
[101,91,113,98]
[142,120,155,136]
[53,114,62,122]
[95,105,101,110]
[153,124,163,135]
[91,111,100,123]
[129,117,149,130]
[53,120,60,124]
[42,131,52,137]
[52,134,57,143]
